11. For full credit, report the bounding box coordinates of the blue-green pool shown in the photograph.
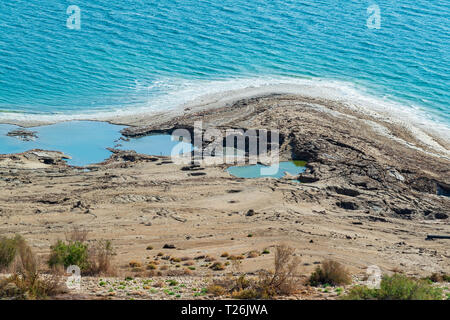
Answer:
[226,161,307,179]
[0,121,193,166]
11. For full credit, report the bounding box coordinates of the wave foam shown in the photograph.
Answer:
[1,76,448,145]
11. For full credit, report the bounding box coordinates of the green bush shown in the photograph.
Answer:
[0,235,25,270]
[48,240,89,271]
[343,274,443,300]
[342,285,378,300]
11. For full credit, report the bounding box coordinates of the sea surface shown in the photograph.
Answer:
[0,1,449,134]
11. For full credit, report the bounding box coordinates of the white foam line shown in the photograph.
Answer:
[1,76,448,154]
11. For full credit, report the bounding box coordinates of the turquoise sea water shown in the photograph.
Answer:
[0,0,449,131]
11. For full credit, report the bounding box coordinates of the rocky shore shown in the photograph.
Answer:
[0,94,448,299]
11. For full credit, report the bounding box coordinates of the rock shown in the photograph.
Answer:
[189,172,206,176]
[435,213,448,220]
[163,244,176,249]
[6,129,37,141]
[245,209,256,216]
[297,174,319,183]
[392,208,414,215]
[336,201,359,210]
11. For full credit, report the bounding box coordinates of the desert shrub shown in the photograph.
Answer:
[147,264,157,270]
[0,235,25,270]
[309,260,351,286]
[231,288,259,299]
[204,255,216,262]
[343,274,443,300]
[207,284,227,296]
[209,245,302,299]
[1,238,63,299]
[48,240,89,271]
[129,260,142,268]
[48,239,114,276]
[255,244,301,297]
[425,273,450,283]
[86,240,114,275]
[378,274,443,300]
[342,285,378,300]
[210,262,225,271]
[65,228,88,243]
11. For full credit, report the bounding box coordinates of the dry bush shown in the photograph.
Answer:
[166,268,192,276]
[255,244,301,297]
[152,280,165,287]
[65,228,88,243]
[221,252,229,258]
[207,284,227,296]
[183,260,195,266]
[0,235,24,271]
[208,244,302,299]
[425,273,450,283]
[210,262,225,271]
[247,251,260,258]
[86,240,115,276]
[129,260,142,268]
[204,255,216,262]
[1,237,64,299]
[309,259,351,286]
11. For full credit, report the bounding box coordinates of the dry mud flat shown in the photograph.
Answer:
[0,94,449,299]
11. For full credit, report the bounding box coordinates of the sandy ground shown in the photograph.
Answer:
[0,94,449,299]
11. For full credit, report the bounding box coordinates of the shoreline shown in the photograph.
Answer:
[1,90,449,162]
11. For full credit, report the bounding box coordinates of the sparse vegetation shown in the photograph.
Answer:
[48,230,114,276]
[0,236,63,299]
[207,244,301,299]
[343,274,443,300]
[309,260,351,286]
[48,240,89,271]
[0,235,25,271]
[247,251,260,258]
[424,273,450,283]
[210,262,225,271]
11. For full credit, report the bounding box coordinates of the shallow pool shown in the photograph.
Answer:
[226,161,307,179]
[0,121,193,166]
